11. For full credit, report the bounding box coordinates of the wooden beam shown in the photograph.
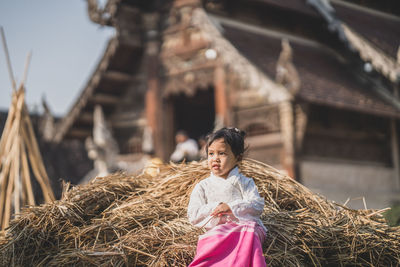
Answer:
[208,14,323,48]
[119,36,142,49]
[89,93,120,106]
[103,71,134,83]
[248,0,319,17]
[331,0,400,22]
[77,112,93,124]
[67,128,92,139]
[246,133,282,148]
[307,126,386,140]
[164,61,215,77]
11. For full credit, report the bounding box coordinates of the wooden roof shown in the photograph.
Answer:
[306,0,400,85]
[206,0,400,110]
[333,1,400,59]
[205,0,400,82]
[218,18,400,118]
[53,35,143,143]
[55,0,399,142]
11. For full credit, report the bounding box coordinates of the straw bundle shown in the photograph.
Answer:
[0,159,399,266]
[0,28,55,232]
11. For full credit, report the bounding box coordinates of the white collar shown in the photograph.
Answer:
[210,166,240,180]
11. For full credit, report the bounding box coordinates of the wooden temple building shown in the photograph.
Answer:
[48,0,399,208]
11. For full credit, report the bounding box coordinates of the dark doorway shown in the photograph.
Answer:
[172,87,215,142]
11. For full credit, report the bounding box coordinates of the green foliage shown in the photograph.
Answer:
[384,204,400,226]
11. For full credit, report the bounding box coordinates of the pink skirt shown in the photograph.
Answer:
[188,221,267,267]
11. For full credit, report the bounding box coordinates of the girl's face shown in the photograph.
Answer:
[207,138,239,178]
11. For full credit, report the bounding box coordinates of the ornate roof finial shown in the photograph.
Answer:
[276,39,301,94]
[40,96,55,142]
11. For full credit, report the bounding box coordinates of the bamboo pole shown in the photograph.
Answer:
[2,89,24,159]
[13,135,21,217]
[14,53,32,209]
[20,138,35,206]
[0,135,13,186]
[22,105,54,201]
[0,88,24,230]
[0,51,29,159]
[0,91,17,157]
[2,140,18,231]
[21,52,31,86]
[21,124,54,203]
[0,27,16,92]
[0,151,12,227]
[1,88,24,231]
[20,166,26,205]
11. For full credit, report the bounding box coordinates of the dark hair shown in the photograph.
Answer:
[175,130,188,137]
[206,127,247,160]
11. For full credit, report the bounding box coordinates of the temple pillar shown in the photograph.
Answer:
[279,101,296,179]
[144,13,166,160]
[214,64,230,129]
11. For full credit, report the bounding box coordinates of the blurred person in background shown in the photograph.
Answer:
[170,130,199,162]
[198,135,207,160]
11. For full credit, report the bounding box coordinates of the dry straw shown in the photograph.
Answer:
[0,159,399,266]
[0,28,55,233]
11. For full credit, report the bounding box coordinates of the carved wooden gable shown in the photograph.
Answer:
[161,1,215,97]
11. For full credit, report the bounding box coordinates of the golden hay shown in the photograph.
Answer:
[0,159,399,266]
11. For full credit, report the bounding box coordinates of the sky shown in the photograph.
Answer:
[0,0,114,116]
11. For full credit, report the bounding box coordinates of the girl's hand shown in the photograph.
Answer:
[211,203,232,217]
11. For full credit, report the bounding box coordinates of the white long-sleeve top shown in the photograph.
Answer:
[187,167,266,232]
[170,139,199,162]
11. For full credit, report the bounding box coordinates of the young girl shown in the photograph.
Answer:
[187,127,267,266]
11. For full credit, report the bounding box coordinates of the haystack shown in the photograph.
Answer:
[0,159,399,266]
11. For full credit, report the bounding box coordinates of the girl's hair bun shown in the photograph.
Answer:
[229,127,246,138]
